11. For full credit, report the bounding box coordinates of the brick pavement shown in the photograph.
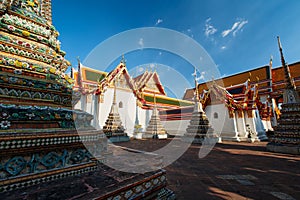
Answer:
[118,139,300,200]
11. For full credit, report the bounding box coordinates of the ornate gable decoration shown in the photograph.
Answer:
[134,71,166,96]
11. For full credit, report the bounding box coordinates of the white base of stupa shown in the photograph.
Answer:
[157,134,168,139]
[142,133,168,139]
[133,132,144,139]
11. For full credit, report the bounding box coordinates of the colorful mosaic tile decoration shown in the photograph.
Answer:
[0,1,175,199]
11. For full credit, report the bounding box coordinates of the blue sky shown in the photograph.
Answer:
[52,0,300,97]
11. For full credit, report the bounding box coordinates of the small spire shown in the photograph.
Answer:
[70,67,73,79]
[76,56,80,66]
[76,57,83,93]
[193,66,199,102]
[269,55,273,68]
[268,55,273,93]
[121,54,126,64]
[113,80,117,105]
[277,36,295,90]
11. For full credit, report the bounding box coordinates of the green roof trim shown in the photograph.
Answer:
[85,70,107,82]
[144,95,194,107]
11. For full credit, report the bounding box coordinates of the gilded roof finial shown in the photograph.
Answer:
[269,55,273,68]
[248,72,252,82]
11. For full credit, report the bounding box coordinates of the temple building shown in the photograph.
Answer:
[73,60,194,137]
[161,51,300,142]
[74,53,300,143]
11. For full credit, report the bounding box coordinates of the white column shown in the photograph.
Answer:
[80,94,87,112]
[92,94,100,129]
[145,109,150,128]
[245,110,262,141]
[235,111,247,140]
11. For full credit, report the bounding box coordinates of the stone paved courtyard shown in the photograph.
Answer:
[117,139,300,200]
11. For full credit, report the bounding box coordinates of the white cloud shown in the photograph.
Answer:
[138,38,144,48]
[155,19,163,26]
[205,18,217,37]
[221,46,226,50]
[222,19,248,37]
[184,28,194,38]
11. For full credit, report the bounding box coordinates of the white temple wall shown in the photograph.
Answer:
[81,88,133,136]
[98,88,113,128]
[74,88,159,136]
[74,99,81,110]
[74,94,87,111]
[86,94,93,114]
[205,104,239,141]
[163,120,190,136]
[138,108,153,132]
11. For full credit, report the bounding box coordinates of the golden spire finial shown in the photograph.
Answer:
[248,72,252,81]
[269,55,273,68]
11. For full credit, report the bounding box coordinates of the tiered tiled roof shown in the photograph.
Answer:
[133,71,166,95]
[74,63,194,110]
[183,62,300,102]
[272,62,300,99]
